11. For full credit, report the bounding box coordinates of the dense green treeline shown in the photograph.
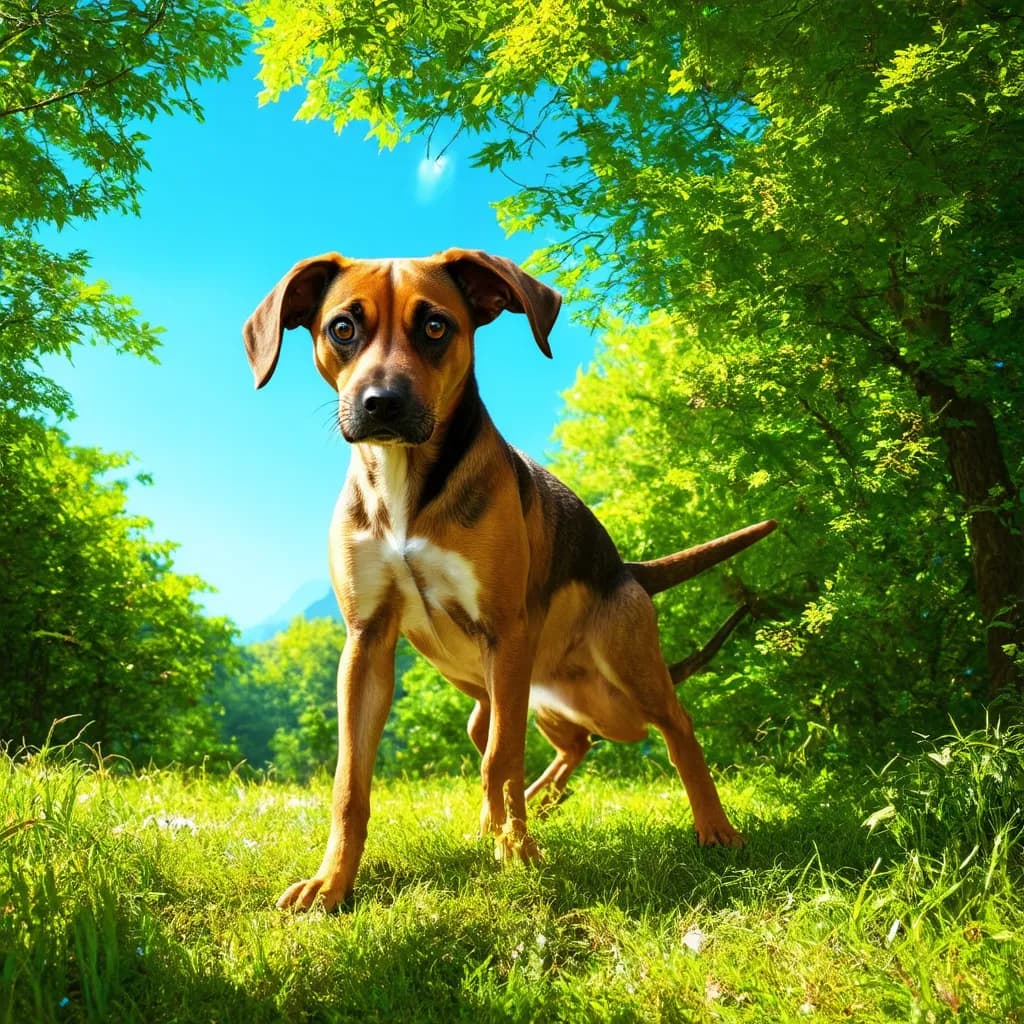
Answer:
[0,421,240,763]
[0,2,246,761]
[2,1,1022,777]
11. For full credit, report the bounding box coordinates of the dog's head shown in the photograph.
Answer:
[243,250,561,446]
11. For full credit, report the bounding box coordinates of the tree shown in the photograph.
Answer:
[551,314,980,759]
[0,420,242,763]
[0,2,247,758]
[221,619,445,780]
[1,0,244,229]
[1,0,246,415]
[254,0,1023,699]
[241,617,347,780]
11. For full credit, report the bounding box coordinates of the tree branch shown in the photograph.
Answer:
[0,1,169,119]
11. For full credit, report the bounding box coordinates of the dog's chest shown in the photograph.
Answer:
[348,529,481,633]
[343,453,482,635]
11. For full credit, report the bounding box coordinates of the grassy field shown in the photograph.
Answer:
[1,725,1021,1023]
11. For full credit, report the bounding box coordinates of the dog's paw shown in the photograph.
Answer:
[493,817,543,865]
[276,876,351,913]
[532,786,572,820]
[695,821,746,848]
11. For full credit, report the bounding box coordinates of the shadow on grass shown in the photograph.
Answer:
[348,767,881,919]
[534,804,878,916]
[10,772,888,1023]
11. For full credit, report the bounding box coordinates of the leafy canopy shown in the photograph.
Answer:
[1,1,246,420]
[1,0,244,229]
[0,2,247,759]
[255,0,1024,706]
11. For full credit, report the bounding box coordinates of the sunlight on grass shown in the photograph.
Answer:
[1,728,1022,1023]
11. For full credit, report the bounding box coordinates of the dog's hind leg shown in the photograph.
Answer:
[525,710,591,815]
[473,696,588,815]
[467,698,489,755]
[590,581,744,847]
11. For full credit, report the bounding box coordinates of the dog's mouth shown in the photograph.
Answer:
[339,411,436,447]
[337,380,437,446]
[351,429,428,446]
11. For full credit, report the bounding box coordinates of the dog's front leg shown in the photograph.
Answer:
[480,615,541,863]
[277,621,397,911]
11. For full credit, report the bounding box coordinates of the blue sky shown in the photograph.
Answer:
[45,53,596,629]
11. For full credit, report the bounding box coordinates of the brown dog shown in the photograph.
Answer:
[243,250,775,911]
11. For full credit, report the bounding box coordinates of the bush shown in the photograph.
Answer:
[865,713,1024,863]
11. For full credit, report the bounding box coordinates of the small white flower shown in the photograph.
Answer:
[536,934,547,948]
[800,1001,815,1015]
[242,838,258,850]
[682,926,707,954]
[142,813,199,835]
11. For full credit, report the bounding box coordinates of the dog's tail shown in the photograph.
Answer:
[626,519,777,597]
[668,605,751,685]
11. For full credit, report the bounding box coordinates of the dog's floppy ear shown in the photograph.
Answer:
[243,254,349,389]
[438,249,562,358]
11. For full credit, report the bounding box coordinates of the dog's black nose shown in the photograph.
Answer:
[361,385,406,421]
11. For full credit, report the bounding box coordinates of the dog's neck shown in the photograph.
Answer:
[419,372,485,509]
[353,371,488,533]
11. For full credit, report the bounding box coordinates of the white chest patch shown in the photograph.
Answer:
[343,447,482,635]
[349,530,482,633]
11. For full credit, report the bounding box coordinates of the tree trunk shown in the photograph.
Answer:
[915,379,1023,697]
[885,298,1024,697]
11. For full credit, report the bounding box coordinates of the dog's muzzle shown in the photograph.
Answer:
[342,382,435,445]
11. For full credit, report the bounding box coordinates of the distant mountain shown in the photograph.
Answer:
[240,579,337,644]
[303,589,341,622]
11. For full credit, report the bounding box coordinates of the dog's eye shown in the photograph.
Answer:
[328,316,356,344]
[424,316,449,342]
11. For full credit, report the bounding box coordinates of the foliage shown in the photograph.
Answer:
[866,713,1024,864]
[551,314,980,762]
[253,0,1024,703]
[1,727,1021,1022]
[0,0,244,230]
[379,656,477,777]
[0,1,246,418]
[0,235,162,420]
[226,622,616,785]
[218,617,347,780]
[0,421,241,764]
[223,619,516,782]
[0,2,247,762]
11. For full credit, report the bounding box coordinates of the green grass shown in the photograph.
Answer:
[1,725,1022,1023]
